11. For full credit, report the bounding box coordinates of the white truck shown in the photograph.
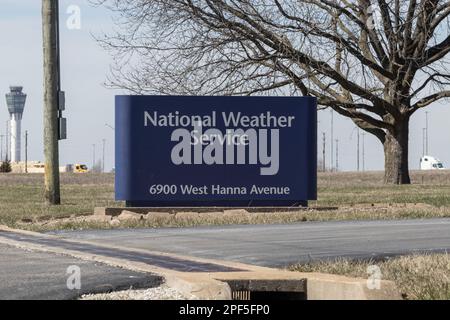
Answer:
[420,156,445,170]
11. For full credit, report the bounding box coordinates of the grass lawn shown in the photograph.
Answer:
[0,173,120,229]
[316,171,450,207]
[289,253,450,300]
[1,171,450,231]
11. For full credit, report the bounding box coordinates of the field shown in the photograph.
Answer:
[317,171,450,207]
[289,253,450,300]
[2,171,449,300]
[0,173,118,230]
[1,171,450,231]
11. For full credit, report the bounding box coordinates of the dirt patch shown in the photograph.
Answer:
[17,214,113,228]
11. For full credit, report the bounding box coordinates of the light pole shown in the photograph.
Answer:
[330,110,334,172]
[322,132,326,172]
[362,132,365,172]
[104,124,115,173]
[350,126,360,172]
[422,127,426,157]
[25,131,28,173]
[335,139,339,172]
[0,134,4,161]
[102,139,106,173]
[105,123,115,131]
[92,144,96,172]
[357,128,360,172]
[425,111,429,155]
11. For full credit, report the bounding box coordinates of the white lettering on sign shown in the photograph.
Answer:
[144,111,295,128]
[144,111,295,176]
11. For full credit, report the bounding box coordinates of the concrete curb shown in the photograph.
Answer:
[306,275,401,300]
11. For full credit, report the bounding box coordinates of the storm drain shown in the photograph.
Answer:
[0,231,243,273]
[225,279,307,300]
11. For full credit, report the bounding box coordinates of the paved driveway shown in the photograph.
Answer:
[50,218,450,267]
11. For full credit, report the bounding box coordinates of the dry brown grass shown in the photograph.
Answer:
[3,172,448,300]
[0,173,120,230]
[315,171,450,207]
[289,253,450,300]
[1,171,450,231]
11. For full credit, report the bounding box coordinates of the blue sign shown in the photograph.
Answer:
[115,96,317,207]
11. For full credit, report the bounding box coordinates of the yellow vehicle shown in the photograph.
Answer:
[74,164,88,173]
[11,162,89,174]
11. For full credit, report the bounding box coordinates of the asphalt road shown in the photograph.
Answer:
[0,243,162,300]
[51,218,450,267]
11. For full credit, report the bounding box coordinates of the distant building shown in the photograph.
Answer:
[5,86,27,163]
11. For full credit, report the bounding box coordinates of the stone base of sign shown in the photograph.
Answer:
[94,206,337,217]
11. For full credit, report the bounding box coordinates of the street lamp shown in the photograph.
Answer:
[102,139,106,173]
[92,144,96,171]
[105,123,115,131]
[350,126,360,172]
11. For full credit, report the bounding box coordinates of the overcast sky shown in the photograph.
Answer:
[0,0,448,172]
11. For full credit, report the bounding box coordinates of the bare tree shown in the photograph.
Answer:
[95,0,450,184]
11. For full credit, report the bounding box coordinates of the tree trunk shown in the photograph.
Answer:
[384,118,411,184]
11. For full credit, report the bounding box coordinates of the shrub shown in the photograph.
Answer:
[0,160,12,173]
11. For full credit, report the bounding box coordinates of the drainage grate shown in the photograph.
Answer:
[226,279,307,300]
[0,231,243,273]
[232,290,252,301]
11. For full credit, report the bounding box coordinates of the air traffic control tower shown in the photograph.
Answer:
[5,86,27,163]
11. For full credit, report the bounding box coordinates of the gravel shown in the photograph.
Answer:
[80,285,196,300]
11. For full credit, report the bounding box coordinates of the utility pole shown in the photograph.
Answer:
[357,128,360,172]
[317,120,320,171]
[362,133,365,172]
[0,134,4,161]
[92,144,96,171]
[422,128,426,157]
[102,139,106,173]
[42,0,61,204]
[330,110,334,172]
[25,131,28,173]
[425,111,429,155]
[322,132,326,172]
[335,139,339,172]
